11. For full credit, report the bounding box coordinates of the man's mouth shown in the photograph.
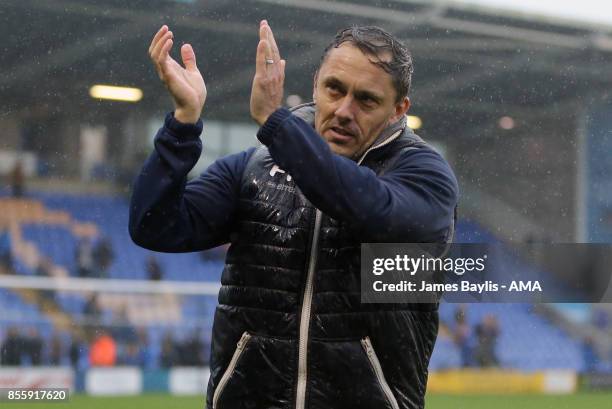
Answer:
[328,126,356,142]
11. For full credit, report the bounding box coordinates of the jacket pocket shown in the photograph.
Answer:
[361,337,400,409]
[213,331,252,409]
[211,332,295,409]
[308,338,399,409]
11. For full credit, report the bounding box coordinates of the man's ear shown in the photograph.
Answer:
[390,97,410,123]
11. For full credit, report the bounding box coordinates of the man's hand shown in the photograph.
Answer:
[250,20,286,126]
[149,25,206,124]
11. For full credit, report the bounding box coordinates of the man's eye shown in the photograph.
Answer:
[361,97,377,107]
[327,85,340,95]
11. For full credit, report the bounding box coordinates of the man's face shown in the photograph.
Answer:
[313,43,410,159]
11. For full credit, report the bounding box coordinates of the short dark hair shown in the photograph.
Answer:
[319,26,413,102]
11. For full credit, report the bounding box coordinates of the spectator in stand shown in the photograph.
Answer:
[171,328,210,366]
[75,237,94,278]
[160,331,178,368]
[0,226,12,272]
[135,328,153,368]
[182,327,208,366]
[582,335,599,373]
[83,294,102,328]
[0,327,23,366]
[120,342,144,366]
[92,236,114,278]
[35,257,52,277]
[111,306,137,344]
[69,334,83,369]
[146,254,164,281]
[49,333,62,365]
[89,329,117,367]
[9,160,25,198]
[24,327,43,365]
[35,257,55,300]
[452,306,472,367]
[473,314,500,367]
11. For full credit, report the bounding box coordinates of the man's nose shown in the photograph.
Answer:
[334,96,356,123]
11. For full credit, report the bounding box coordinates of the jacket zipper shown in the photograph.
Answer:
[213,331,252,409]
[295,209,322,409]
[294,129,401,409]
[361,337,400,409]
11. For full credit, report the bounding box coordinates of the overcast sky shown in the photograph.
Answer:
[452,0,612,27]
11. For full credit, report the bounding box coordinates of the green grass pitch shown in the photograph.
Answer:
[2,392,611,408]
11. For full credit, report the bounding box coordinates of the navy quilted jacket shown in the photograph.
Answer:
[129,104,458,409]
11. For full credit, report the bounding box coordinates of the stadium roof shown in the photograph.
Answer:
[452,0,612,28]
[2,0,612,139]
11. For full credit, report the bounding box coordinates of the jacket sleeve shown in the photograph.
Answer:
[129,112,254,252]
[257,108,459,242]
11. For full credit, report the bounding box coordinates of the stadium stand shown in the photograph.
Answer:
[1,191,601,372]
[0,191,221,367]
[432,303,584,371]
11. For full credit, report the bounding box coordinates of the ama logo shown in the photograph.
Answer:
[509,281,542,292]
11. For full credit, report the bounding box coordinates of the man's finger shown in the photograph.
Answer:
[158,38,174,73]
[255,39,270,75]
[258,22,268,53]
[264,23,281,62]
[151,31,173,62]
[149,25,168,55]
[280,59,286,80]
[180,44,198,72]
[264,39,274,70]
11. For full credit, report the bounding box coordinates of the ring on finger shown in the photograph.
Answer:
[265,58,275,64]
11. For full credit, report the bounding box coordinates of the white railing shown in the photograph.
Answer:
[0,275,220,295]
